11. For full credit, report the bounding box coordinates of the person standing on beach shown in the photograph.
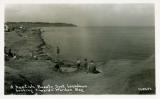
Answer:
[56,46,60,60]
[84,58,88,71]
[56,46,60,55]
[88,60,100,74]
[76,58,81,70]
[88,60,96,73]
[54,61,61,72]
[8,49,14,57]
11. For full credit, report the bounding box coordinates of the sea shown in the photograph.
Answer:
[42,27,154,62]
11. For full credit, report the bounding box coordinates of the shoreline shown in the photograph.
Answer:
[35,28,53,61]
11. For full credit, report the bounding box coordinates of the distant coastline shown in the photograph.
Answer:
[5,22,77,27]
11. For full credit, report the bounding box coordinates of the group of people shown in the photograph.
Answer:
[5,47,16,61]
[54,58,99,74]
[54,46,100,73]
[76,58,99,73]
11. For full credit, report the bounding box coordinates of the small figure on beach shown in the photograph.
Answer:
[5,47,9,55]
[76,58,81,70]
[84,58,88,71]
[56,46,60,56]
[88,60,100,74]
[5,47,9,61]
[5,47,17,61]
[54,59,62,72]
[56,46,60,55]
[8,48,14,57]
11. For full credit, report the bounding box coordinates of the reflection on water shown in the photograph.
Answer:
[42,27,154,61]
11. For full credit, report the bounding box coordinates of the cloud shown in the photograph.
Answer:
[5,4,154,26]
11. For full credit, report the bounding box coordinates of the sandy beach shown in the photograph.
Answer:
[5,25,155,95]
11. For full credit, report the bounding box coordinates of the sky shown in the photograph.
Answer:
[5,4,154,27]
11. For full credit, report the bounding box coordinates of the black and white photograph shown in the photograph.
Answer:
[4,3,156,95]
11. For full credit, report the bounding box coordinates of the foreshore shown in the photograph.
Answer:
[5,27,56,94]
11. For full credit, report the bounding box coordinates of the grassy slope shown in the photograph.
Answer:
[5,28,54,94]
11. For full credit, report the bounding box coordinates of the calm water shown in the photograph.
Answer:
[42,27,154,61]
